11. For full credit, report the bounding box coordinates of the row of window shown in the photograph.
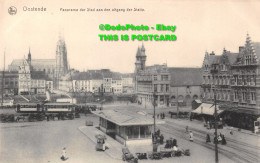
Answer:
[204,91,256,102]
[153,75,169,81]
[154,84,170,92]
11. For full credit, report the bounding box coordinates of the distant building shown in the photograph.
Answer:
[200,34,260,131]
[134,44,202,108]
[72,72,103,93]
[18,58,52,95]
[8,35,68,88]
[0,71,19,96]
[111,74,123,94]
[122,74,134,94]
[168,67,202,107]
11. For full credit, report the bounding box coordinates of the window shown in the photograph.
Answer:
[154,75,157,81]
[166,84,169,92]
[242,91,246,101]
[251,92,256,101]
[160,84,164,92]
[154,84,157,92]
[234,91,238,100]
[161,75,169,81]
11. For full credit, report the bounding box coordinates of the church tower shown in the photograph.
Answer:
[27,48,31,67]
[55,34,68,87]
[135,43,146,73]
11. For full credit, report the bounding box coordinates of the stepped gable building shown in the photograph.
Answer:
[8,35,69,88]
[18,58,52,95]
[134,44,202,108]
[201,34,260,130]
[201,49,238,103]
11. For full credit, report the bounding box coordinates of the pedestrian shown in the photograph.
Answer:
[189,131,193,142]
[206,134,211,143]
[185,126,189,133]
[157,129,160,136]
[61,147,68,161]
[221,135,227,145]
[157,114,159,119]
[217,134,222,143]
[207,121,210,129]
[160,134,164,144]
[173,139,177,147]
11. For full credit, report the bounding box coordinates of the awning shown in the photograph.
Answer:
[192,103,224,115]
[194,99,202,103]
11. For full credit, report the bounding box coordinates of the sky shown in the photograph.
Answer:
[0,0,260,73]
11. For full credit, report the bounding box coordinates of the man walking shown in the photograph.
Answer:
[189,131,193,142]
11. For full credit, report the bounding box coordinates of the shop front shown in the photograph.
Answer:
[221,107,260,131]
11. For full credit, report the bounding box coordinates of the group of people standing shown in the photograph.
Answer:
[157,113,165,119]
[206,133,227,145]
[152,129,164,144]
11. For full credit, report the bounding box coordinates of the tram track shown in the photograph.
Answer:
[158,122,260,163]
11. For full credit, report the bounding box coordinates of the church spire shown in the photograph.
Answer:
[28,47,31,66]
[245,33,255,55]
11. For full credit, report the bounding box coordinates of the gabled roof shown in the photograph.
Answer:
[211,56,221,64]
[168,67,202,86]
[10,59,56,67]
[226,53,239,64]
[112,73,122,80]
[92,109,164,126]
[72,72,103,80]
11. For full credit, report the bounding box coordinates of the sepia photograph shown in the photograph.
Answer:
[0,0,260,163]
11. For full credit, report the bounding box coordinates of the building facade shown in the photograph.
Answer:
[0,71,19,96]
[8,35,68,88]
[18,58,53,95]
[201,34,260,130]
[134,44,202,108]
[169,68,202,107]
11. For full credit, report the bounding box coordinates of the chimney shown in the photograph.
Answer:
[210,51,215,55]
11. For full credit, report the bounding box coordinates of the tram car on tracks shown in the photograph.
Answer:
[15,103,45,122]
[44,103,75,120]
[13,102,76,122]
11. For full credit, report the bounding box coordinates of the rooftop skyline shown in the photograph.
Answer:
[0,0,260,73]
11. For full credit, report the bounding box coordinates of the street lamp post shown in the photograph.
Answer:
[153,91,156,134]
[213,85,219,163]
[153,90,157,152]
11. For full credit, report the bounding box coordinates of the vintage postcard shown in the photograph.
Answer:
[0,0,260,163]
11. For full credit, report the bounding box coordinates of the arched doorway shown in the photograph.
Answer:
[178,95,184,106]
[170,96,176,106]
[185,95,192,106]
